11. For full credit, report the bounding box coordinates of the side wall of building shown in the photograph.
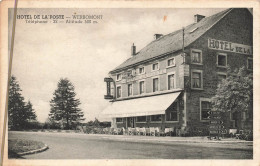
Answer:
[185,8,253,130]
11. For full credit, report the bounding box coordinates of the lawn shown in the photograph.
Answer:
[8,139,46,158]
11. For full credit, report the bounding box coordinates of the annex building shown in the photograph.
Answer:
[102,8,253,135]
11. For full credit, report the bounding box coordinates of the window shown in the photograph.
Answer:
[247,58,253,70]
[152,63,159,71]
[116,86,121,98]
[153,78,159,92]
[116,74,122,81]
[217,53,227,67]
[126,70,132,77]
[191,70,203,89]
[166,102,178,121]
[231,112,236,121]
[167,58,175,67]
[168,74,175,90]
[217,73,227,83]
[116,118,123,123]
[200,99,211,121]
[139,67,145,74]
[128,84,133,96]
[136,116,146,122]
[151,115,162,122]
[139,81,145,94]
[191,49,202,64]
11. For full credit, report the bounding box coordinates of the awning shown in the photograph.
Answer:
[102,92,181,118]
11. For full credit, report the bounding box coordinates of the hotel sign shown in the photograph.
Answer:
[208,38,252,55]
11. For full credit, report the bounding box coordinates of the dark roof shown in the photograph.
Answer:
[110,8,233,73]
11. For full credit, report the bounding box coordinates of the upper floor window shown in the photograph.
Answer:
[151,115,162,122]
[200,98,211,121]
[247,58,253,70]
[126,70,132,77]
[116,86,122,98]
[128,84,133,96]
[217,53,227,67]
[152,63,159,71]
[139,81,145,94]
[139,67,145,74]
[191,70,203,90]
[136,116,146,122]
[153,78,159,92]
[116,74,122,81]
[165,102,178,121]
[168,74,175,90]
[191,49,202,64]
[167,58,175,67]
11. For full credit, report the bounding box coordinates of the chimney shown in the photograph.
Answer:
[154,34,163,40]
[131,43,136,56]
[194,14,205,23]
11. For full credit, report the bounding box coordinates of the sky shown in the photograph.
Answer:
[9,8,227,123]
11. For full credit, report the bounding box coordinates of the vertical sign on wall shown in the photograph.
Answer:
[209,111,225,139]
[104,77,114,99]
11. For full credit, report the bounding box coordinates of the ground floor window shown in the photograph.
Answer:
[151,115,162,122]
[153,78,159,92]
[128,84,133,96]
[166,102,178,121]
[168,74,175,90]
[116,118,123,123]
[247,58,253,70]
[117,86,122,98]
[200,98,211,121]
[136,116,146,122]
[139,81,145,94]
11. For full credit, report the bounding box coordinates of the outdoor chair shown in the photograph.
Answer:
[109,128,114,135]
[114,128,117,135]
[155,127,165,136]
[113,128,122,135]
[122,127,128,135]
[139,127,146,136]
[236,130,244,139]
[105,127,110,134]
[150,127,156,136]
[128,127,136,135]
[177,127,189,137]
[229,129,237,138]
[127,127,132,135]
[145,128,151,136]
[165,127,174,136]
[135,127,141,135]
[244,130,253,141]
[132,128,137,135]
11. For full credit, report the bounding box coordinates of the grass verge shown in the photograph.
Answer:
[8,139,46,158]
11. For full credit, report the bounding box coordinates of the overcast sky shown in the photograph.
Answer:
[9,8,227,123]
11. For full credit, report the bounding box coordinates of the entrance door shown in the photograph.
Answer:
[127,117,135,128]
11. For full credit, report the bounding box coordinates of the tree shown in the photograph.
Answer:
[8,76,37,130]
[24,101,37,122]
[211,66,253,130]
[49,78,85,129]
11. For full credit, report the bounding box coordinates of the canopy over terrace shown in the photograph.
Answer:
[102,92,181,118]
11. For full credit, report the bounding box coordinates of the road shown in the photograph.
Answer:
[8,131,253,159]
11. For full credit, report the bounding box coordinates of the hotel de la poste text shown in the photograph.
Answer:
[102,8,253,135]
